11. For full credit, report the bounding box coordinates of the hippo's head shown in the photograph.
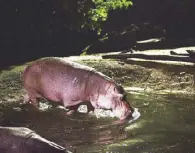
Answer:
[97,83,134,121]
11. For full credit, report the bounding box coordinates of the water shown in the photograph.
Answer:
[0,93,195,153]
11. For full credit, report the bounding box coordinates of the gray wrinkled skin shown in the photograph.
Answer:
[23,57,134,121]
[0,126,72,153]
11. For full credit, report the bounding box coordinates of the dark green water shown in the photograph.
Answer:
[0,93,195,153]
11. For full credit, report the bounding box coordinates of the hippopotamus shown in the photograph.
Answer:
[0,126,72,153]
[22,57,134,122]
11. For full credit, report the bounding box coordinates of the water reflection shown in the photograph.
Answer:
[0,93,195,153]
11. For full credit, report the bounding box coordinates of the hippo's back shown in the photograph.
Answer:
[22,57,113,103]
[23,57,113,85]
[23,57,94,77]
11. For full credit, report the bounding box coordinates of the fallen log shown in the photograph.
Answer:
[102,53,195,63]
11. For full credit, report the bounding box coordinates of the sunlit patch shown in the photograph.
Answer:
[125,123,139,131]
[125,120,154,132]
[39,102,51,111]
[88,108,115,119]
[93,109,115,118]
[13,107,22,111]
[107,138,144,147]
[77,105,88,113]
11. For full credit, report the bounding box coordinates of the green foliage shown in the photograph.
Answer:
[83,0,133,33]
[40,0,133,33]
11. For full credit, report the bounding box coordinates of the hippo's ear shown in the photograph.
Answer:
[113,87,124,97]
[114,85,125,94]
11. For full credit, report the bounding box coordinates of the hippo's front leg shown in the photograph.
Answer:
[90,100,101,110]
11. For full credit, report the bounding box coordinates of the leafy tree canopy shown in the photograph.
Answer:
[81,0,133,33]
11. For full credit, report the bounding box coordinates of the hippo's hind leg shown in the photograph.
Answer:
[23,94,30,103]
[23,90,39,108]
[66,105,79,116]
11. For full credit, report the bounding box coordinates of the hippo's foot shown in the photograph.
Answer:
[22,94,39,108]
